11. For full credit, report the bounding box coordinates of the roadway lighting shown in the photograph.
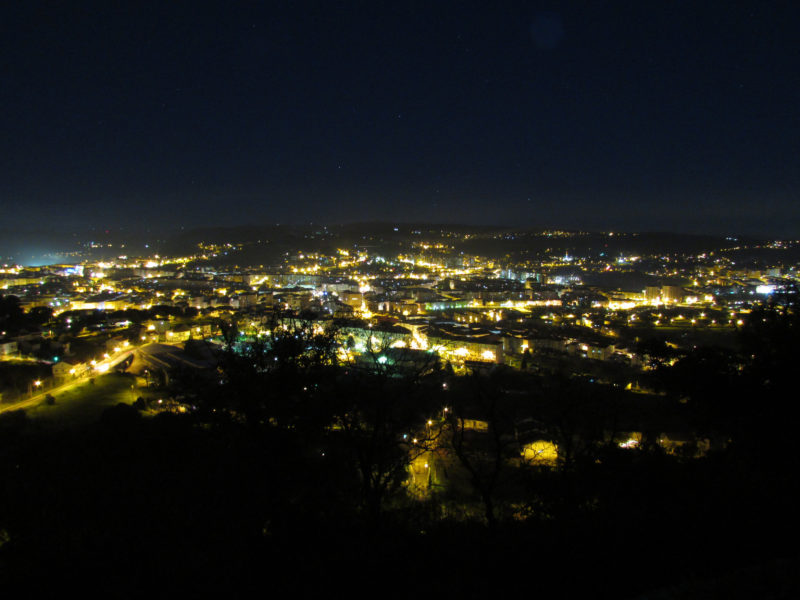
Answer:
[34,380,42,387]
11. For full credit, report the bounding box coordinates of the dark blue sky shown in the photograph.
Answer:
[2,2,799,236]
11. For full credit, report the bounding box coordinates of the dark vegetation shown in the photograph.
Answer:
[0,299,799,597]
[0,295,52,336]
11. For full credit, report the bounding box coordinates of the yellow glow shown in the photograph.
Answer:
[619,433,642,449]
[608,300,637,310]
[522,440,558,465]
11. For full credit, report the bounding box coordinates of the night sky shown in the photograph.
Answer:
[3,2,799,236]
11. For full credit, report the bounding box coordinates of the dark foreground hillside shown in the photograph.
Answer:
[1,398,798,598]
[1,300,800,597]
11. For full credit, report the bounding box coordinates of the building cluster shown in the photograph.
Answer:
[1,230,798,384]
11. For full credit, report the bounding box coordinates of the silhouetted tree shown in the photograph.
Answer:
[330,374,439,522]
[441,373,526,527]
